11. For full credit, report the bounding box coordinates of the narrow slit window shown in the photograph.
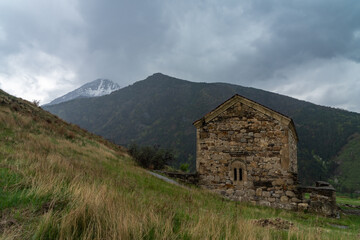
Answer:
[234,168,237,181]
[239,168,243,181]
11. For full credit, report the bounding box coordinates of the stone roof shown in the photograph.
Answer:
[193,94,298,141]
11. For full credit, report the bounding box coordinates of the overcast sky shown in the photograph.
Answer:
[1,1,360,112]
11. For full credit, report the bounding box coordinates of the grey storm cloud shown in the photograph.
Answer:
[0,0,360,112]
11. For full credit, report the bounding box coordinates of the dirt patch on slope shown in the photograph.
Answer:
[253,218,295,230]
[0,211,18,234]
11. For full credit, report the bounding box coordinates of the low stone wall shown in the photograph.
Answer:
[157,170,338,217]
[298,181,339,217]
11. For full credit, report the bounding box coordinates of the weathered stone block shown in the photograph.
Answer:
[286,191,295,198]
[291,198,301,203]
[235,190,244,196]
[272,179,285,186]
[289,202,298,210]
[259,200,271,207]
[298,203,309,211]
[226,189,234,195]
[206,175,215,181]
[286,178,294,185]
[280,196,289,202]
[248,189,255,196]
[200,132,209,139]
[256,188,262,196]
[262,191,271,198]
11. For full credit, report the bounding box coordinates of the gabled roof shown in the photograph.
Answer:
[193,94,298,141]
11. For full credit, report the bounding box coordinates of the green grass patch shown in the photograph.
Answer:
[337,195,360,206]
[0,168,49,211]
[0,125,15,151]
[0,125,14,138]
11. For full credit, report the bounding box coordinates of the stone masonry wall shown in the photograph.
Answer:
[288,127,298,173]
[196,102,299,210]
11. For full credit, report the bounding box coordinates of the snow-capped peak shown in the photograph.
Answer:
[46,79,120,105]
[81,79,120,97]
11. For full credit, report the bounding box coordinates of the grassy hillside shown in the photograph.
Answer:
[2,90,360,239]
[44,73,360,189]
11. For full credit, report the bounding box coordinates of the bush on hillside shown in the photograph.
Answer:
[179,163,190,172]
[128,144,174,170]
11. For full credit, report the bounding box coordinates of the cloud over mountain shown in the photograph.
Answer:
[0,0,360,111]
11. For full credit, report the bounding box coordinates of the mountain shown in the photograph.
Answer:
[2,89,357,240]
[333,133,360,193]
[45,78,120,105]
[43,73,360,190]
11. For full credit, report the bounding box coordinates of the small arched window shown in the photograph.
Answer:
[231,161,246,184]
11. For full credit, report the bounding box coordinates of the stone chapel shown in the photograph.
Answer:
[193,94,300,209]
